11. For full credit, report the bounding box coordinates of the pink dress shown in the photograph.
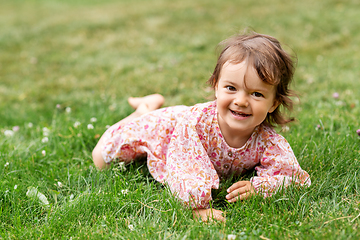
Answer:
[102,101,311,208]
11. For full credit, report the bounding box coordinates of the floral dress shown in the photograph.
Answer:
[102,101,311,208]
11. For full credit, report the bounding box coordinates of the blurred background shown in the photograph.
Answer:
[1,0,359,130]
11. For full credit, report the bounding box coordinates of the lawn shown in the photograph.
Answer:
[1,0,360,239]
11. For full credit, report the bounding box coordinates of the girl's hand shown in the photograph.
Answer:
[193,208,226,222]
[226,181,255,203]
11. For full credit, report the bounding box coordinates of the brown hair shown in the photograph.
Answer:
[207,31,297,127]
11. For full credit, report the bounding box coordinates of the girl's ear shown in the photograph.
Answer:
[268,100,280,113]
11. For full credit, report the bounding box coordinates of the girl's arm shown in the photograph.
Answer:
[165,103,220,209]
[251,134,311,197]
[226,133,310,202]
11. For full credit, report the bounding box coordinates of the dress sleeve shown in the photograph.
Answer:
[165,108,219,209]
[250,134,311,197]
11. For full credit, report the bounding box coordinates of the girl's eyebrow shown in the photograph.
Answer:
[221,80,238,86]
[223,80,273,93]
[246,86,272,93]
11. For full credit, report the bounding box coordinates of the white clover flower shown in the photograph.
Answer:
[42,150,46,156]
[41,137,49,143]
[74,121,81,128]
[28,122,33,128]
[14,185,18,190]
[121,189,129,195]
[65,107,71,113]
[42,127,50,136]
[69,194,75,201]
[57,181,63,187]
[12,126,20,132]
[4,162,9,167]
[335,101,344,106]
[87,124,94,130]
[4,130,14,137]
[90,117,97,123]
[128,224,134,231]
[227,234,237,240]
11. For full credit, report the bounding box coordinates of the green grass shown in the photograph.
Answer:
[1,0,360,239]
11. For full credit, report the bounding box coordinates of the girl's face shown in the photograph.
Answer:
[215,61,279,145]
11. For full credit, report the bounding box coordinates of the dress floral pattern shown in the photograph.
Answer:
[102,101,311,208]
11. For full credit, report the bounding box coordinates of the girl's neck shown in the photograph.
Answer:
[222,130,253,148]
[217,116,255,149]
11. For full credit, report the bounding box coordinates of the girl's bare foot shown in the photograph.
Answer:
[133,103,151,116]
[128,94,164,112]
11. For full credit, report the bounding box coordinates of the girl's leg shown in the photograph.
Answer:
[92,94,165,169]
[128,93,165,112]
[117,94,165,126]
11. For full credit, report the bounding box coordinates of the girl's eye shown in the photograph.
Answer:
[252,92,264,98]
[226,86,236,91]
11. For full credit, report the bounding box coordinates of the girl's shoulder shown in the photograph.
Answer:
[190,100,216,111]
[257,124,277,137]
[185,100,217,119]
[255,124,290,146]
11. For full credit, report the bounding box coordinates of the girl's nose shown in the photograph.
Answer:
[234,92,249,107]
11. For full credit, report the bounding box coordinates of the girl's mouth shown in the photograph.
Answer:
[230,109,251,117]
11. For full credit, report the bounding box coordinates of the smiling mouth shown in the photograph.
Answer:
[230,109,251,117]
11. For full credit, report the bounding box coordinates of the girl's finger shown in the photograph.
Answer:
[226,191,249,202]
[227,181,247,193]
[227,182,249,197]
[226,187,247,200]
[226,185,254,202]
